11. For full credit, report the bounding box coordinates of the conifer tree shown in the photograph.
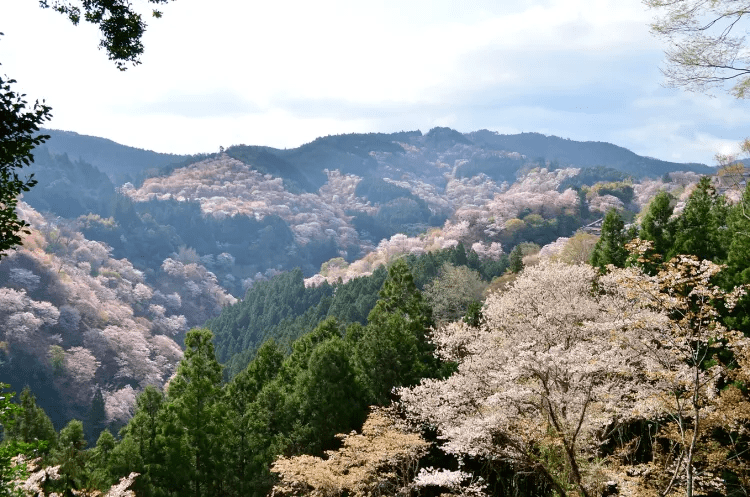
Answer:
[355,259,438,405]
[509,245,524,273]
[670,176,727,262]
[108,385,164,495]
[639,190,675,258]
[52,419,88,491]
[294,336,364,452]
[160,328,226,497]
[224,339,284,496]
[590,208,629,271]
[0,383,38,496]
[724,183,750,334]
[6,386,56,452]
[85,388,107,446]
[87,429,116,490]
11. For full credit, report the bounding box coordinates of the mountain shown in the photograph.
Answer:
[1,125,720,438]
[19,127,713,298]
[40,129,190,185]
[466,130,713,177]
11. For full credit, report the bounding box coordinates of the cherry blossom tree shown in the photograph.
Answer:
[399,262,661,497]
[271,408,430,497]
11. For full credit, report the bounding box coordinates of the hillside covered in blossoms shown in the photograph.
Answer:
[6,127,747,497]
[0,128,713,429]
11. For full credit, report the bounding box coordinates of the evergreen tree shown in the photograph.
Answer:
[109,385,164,495]
[670,176,728,262]
[294,336,364,452]
[0,383,40,497]
[85,388,107,446]
[509,245,524,273]
[723,183,750,334]
[52,419,88,492]
[590,209,629,271]
[639,190,675,258]
[355,259,439,405]
[6,386,56,453]
[159,328,226,497]
[224,339,284,496]
[0,72,51,258]
[450,242,468,267]
[87,429,116,491]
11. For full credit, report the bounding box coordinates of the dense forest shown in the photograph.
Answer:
[4,126,750,497]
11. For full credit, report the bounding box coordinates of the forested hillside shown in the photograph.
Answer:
[8,127,749,497]
[40,129,189,185]
[0,128,711,431]
[5,171,750,497]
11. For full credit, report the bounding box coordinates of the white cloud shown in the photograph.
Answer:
[0,0,748,164]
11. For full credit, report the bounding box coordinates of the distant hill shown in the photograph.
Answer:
[37,128,712,190]
[466,130,713,177]
[40,129,189,184]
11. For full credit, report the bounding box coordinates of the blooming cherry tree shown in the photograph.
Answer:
[399,262,661,497]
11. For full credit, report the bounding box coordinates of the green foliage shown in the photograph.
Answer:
[355,260,439,405]
[107,385,164,494]
[48,345,65,375]
[499,212,582,249]
[0,383,40,497]
[39,0,173,70]
[558,166,632,191]
[670,176,728,262]
[509,245,524,273]
[590,209,629,271]
[85,389,107,447]
[591,181,635,204]
[5,387,56,453]
[722,183,750,334]
[211,246,507,380]
[639,191,675,259]
[86,429,115,491]
[0,71,51,258]
[160,328,226,496]
[51,419,88,491]
[294,336,363,451]
[463,300,483,327]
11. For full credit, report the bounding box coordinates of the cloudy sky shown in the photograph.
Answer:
[1,0,748,165]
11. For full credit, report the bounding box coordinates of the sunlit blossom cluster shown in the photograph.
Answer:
[123,157,372,252]
[0,203,207,421]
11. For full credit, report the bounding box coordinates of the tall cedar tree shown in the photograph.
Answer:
[639,190,675,258]
[85,388,107,446]
[52,419,88,492]
[0,384,42,496]
[724,183,750,334]
[108,385,164,495]
[590,208,628,271]
[670,176,728,262]
[160,328,225,497]
[223,339,284,496]
[6,386,57,452]
[509,245,524,273]
[355,259,439,405]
